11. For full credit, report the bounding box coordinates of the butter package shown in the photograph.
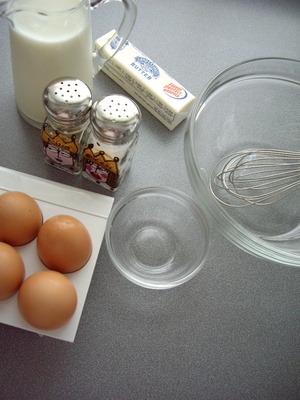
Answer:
[95,32,195,130]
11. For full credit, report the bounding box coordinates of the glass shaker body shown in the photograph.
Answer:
[42,78,92,175]
[83,95,141,191]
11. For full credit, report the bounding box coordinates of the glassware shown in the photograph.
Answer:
[184,57,300,267]
[0,0,137,127]
[83,94,141,191]
[42,77,92,175]
[105,187,211,289]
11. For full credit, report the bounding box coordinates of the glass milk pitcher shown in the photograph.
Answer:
[0,0,137,128]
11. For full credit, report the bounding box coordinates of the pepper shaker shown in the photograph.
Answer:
[41,77,92,174]
[82,94,141,191]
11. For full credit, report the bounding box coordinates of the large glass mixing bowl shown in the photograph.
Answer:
[184,58,300,266]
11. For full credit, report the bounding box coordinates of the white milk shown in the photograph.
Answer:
[9,1,93,126]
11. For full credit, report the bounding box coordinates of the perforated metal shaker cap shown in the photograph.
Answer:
[91,95,141,141]
[43,77,92,124]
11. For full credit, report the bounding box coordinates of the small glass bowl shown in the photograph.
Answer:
[105,187,211,289]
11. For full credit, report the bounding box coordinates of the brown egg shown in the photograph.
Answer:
[0,191,43,246]
[36,215,92,273]
[0,242,25,300]
[18,270,77,330]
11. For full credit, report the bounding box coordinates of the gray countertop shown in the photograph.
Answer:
[0,1,300,399]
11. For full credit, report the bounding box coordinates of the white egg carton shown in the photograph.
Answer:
[0,167,114,342]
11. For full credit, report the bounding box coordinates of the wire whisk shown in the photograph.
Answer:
[210,149,300,207]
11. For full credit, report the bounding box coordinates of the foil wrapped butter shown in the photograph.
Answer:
[95,32,195,130]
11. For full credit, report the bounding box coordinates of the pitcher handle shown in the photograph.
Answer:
[91,0,137,76]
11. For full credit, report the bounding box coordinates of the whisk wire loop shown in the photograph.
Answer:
[211,149,300,207]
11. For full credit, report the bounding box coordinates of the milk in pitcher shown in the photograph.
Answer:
[9,0,93,127]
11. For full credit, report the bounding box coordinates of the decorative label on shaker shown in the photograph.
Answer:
[82,140,138,190]
[42,126,83,173]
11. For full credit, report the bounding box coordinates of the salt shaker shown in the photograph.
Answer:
[41,77,92,174]
[82,94,141,191]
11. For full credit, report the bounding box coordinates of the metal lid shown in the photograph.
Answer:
[43,77,92,124]
[91,94,141,142]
